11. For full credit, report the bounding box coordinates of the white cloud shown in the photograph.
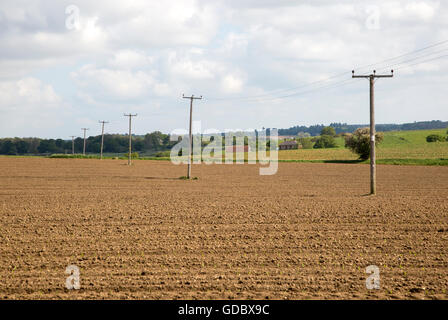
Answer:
[166,51,222,80]
[72,65,157,100]
[385,1,438,22]
[0,0,447,137]
[109,50,154,69]
[0,77,60,108]
[0,77,67,137]
[221,74,245,93]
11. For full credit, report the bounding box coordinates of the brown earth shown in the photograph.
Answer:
[0,157,447,300]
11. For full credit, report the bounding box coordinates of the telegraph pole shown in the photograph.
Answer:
[81,128,89,156]
[352,69,394,195]
[99,121,109,160]
[182,94,202,179]
[70,136,76,155]
[124,114,137,165]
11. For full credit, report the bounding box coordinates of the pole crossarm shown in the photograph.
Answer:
[182,94,203,100]
[352,69,394,78]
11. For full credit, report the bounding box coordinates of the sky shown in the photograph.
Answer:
[0,0,447,138]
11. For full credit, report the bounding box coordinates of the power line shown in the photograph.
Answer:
[400,53,448,69]
[225,75,357,103]
[379,52,448,73]
[209,71,349,102]
[356,39,448,71]
[260,78,355,101]
[373,47,448,73]
[234,45,448,103]
[208,39,448,102]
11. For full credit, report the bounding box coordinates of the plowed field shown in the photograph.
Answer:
[0,158,447,299]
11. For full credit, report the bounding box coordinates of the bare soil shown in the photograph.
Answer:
[0,157,447,299]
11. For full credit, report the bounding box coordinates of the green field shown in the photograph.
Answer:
[3,129,447,166]
[278,129,448,165]
[139,129,448,166]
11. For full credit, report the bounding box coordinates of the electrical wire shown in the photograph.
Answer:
[207,39,448,102]
[241,44,448,102]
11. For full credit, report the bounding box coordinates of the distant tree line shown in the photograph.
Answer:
[0,130,277,156]
[0,131,175,155]
[2,120,447,155]
[278,120,448,136]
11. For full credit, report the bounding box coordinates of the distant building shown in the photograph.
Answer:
[271,135,296,141]
[225,145,251,153]
[279,140,299,150]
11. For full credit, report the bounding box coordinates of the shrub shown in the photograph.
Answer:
[298,137,314,149]
[124,152,139,158]
[313,135,337,149]
[49,154,99,159]
[179,176,198,180]
[426,134,445,143]
[345,127,384,160]
[155,151,171,157]
[297,132,311,138]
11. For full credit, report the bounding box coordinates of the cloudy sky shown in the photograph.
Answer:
[0,0,447,138]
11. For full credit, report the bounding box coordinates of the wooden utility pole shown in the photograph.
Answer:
[99,121,108,160]
[70,136,76,155]
[352,70,394,195]
[182,94,202,179]
[81,128,89,156]
[124,114,137,165]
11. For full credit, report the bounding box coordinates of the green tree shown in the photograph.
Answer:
[345,127,384,160]
[298,137,314,149]
[37,139,58,153]
[144,131,164,150]
[314,135,337,149]
[0,140,17,155]
[134,139,145,151]
[320,126,336,137]
[426,134,445,143]
[26,138,40,153]
[55,139,65,150]
[15,140,29,154]
[74,138,84,153]
[297,132,311,138]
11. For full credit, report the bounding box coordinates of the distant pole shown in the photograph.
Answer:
[182,94,202,179]
[81,128,89,156]
[352,69,394,195]
[70,136,76,155]
[99,121,109,160]
[124,114,137,165]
